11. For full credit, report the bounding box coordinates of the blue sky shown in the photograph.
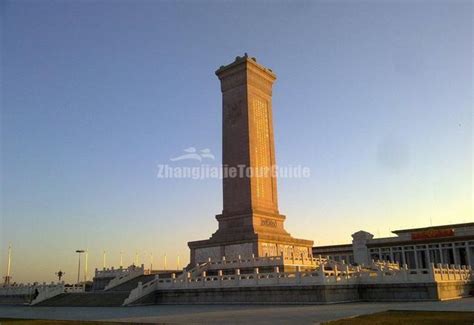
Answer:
[1,0,472,282]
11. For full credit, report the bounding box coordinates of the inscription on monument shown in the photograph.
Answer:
[261,218,277,228]
[252,97,273,201]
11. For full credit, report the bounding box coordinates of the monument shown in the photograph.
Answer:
[188,54,313,266]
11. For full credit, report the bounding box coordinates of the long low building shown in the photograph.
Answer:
[312,222,474,268]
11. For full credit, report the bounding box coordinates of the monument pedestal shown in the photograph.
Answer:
[188,210,313,265]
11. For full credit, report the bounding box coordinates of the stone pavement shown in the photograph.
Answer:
[0,297,473,324]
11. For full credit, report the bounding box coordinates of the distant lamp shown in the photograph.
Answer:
[55,270,65,282]
[75,250,85,285]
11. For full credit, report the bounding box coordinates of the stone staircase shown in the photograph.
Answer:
[33,274,158,306]
[106,274,156,292]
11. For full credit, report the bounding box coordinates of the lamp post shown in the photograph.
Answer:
[3,244,12,286]
[75,250,85,285]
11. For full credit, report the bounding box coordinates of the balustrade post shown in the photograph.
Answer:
[428,263,435,282]
[402,264,408,281]
[218,269,223,285]
[137,281,143,295]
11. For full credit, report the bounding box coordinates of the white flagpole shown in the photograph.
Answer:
[7,244,12,278]
[84,250,88,282]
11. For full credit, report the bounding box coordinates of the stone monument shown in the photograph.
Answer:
[188,54,313,265]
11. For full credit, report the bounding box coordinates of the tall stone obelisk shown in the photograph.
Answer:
[188,54,313,265]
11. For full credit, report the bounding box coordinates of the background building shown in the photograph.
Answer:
[312,223,474,268]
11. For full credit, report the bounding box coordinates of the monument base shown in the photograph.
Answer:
[188,211,314,266]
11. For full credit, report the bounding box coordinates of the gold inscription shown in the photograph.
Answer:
[252,97,272,200]
[261,219,277,228]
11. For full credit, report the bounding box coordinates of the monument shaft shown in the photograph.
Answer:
[219,56,278,216]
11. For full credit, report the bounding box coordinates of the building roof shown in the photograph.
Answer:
[391,222,474,235]
[312,244,352,250]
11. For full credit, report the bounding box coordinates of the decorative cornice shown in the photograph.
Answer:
[216,53,276,79]
[216,54,276,93]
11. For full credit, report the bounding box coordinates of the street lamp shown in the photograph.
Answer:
[55,270,65,282]
[75,250,85,285]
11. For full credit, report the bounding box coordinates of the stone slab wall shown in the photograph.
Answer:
[127,282,473,305]
[0,294,32,305]
[359,283,439,301]
[150,285,359,305]
[436,281,473,300]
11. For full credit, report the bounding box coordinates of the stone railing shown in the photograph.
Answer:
[0,284,37,296]
[123,260,473,305]
[432,264,472,282]
[123,275,162,305]
[1,282,86,305]
[0,282,81,297]
[104,264,146,291]
[95,266,132,279]
[368,260,401,271]
[194,255,327,272]
[64,285,85,293]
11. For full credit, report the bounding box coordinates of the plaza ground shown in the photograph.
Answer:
[0,297,472,324]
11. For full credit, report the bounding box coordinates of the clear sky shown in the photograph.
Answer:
[1,0,472,283]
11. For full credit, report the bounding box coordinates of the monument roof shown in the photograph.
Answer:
[215,53,276,79]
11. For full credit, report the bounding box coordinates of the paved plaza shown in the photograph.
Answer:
[0,297,473,324]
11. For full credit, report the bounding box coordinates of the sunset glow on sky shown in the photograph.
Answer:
[1,0,472,283]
